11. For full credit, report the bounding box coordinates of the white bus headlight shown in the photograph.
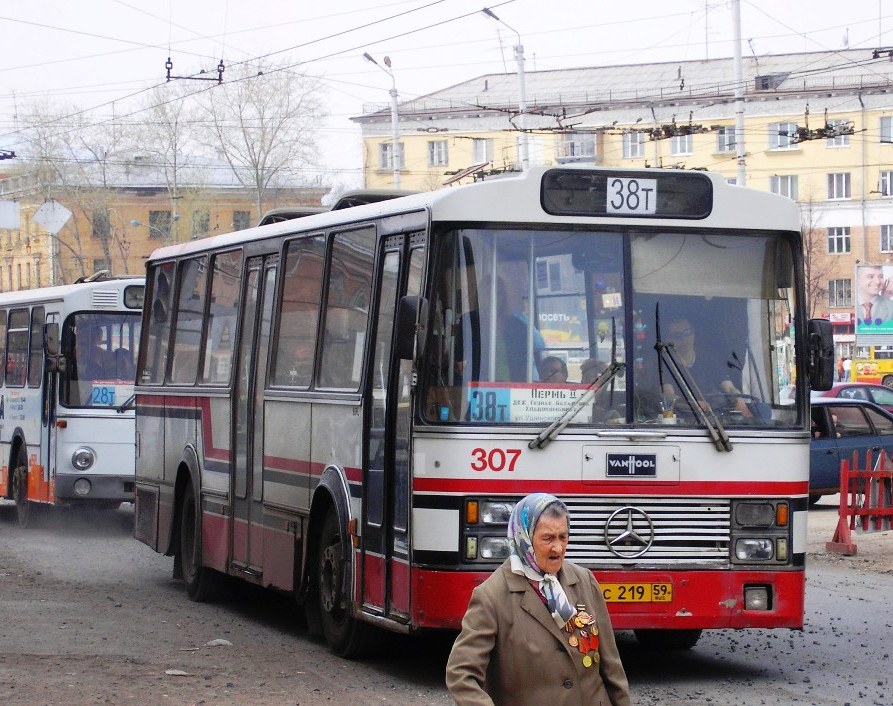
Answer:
[72,447,95,470]
[479,501,514,525]
[479,536,511,560]
[735,538,774,561]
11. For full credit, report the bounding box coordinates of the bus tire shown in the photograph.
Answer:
[315,510,374,658]
[634,628,702,650]
[12,455,31,528]
[178,482,224,602]
[883,376,893,389]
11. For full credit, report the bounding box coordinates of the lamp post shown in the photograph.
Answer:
[363,52,401,188]
[482,7,528,170]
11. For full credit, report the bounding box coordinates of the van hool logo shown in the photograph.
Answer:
[606,454,657,477]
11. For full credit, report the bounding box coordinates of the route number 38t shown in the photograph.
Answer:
[470,447,522,472]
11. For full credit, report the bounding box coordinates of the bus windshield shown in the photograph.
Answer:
[61,312,142,408]
[421,227,798,431]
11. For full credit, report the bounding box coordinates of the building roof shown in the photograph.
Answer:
[355,50,893,131]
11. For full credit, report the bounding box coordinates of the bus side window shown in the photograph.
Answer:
[169,256,208,385]
[318,229,374,390]
[200,250,243,385]
[141,263,175,384]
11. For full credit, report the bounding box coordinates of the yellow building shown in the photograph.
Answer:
[0,163,327,289]
[354,50,893,358]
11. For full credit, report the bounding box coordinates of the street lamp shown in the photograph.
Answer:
[482,7,528,170]
[363,52,401,188]
[130,214,178,240]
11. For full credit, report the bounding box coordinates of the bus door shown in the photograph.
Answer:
[362,237,424,621]
[43,311,61,486]
[231,257,277,575]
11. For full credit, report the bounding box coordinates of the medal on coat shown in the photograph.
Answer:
[563,603,600,668]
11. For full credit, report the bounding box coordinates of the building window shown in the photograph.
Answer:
[378,142,404,169]
[769,122,798,150]
[827,172,851,200]
[826,119,850,147]
[233,211,251,231]
[880,171,893,196]
[882,225,893,253]
[828,278,852,307]
[93,257,110,272]
[623,132,645,159]
[670,134,692,155]
[472,138,494,163]
[557,132,596,162]
[148,210,172,240]
[427,140,449,167]
[769,175,798,200]
[192,210,209,239]
[827,226,851,254]
[715,127,735,153]
[881,116,893,144]
[92,209,110,239]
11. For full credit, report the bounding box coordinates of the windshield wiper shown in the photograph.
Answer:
[116,394,135,414]
[528,361,626,450]
[654,338,733,453]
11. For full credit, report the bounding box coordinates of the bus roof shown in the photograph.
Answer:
[0,276,145,308]
[146,166,802,264]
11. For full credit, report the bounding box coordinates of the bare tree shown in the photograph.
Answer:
[199,61,326,215]
[799,192,838,319]
[20,102,133,282]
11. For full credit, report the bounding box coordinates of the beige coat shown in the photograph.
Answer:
[446,559,631,706]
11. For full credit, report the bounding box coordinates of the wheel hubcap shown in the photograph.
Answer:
[320,544,341,613]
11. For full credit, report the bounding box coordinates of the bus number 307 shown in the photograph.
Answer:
[471,447,522,472]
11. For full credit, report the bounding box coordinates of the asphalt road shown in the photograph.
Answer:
[0,499,891,706]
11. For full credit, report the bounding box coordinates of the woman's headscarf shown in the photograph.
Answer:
[508,493,577,628]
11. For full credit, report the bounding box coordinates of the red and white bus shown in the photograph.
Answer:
[133,167,833,656]
[0,275,144,526]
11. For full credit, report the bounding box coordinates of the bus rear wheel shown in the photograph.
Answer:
[178,482,224,602]
[634,628,702,650]
[883,376,893,389]
[12,457,31,528]
[315,510,374,658]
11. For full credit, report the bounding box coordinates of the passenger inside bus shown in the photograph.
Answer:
[75,325,115,381]
[538,356,568,383]
[454,275,538,383]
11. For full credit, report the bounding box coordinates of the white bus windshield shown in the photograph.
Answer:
[421,227,798,430]
[61,313,141,408]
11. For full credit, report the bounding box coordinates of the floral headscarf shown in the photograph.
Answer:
[508,493,577,628]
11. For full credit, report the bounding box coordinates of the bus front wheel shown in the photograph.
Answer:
[634,628,702,650]
[12,455,31,528]
[882,376,893,389]
[178,482,224,602]
[314,510,374,658]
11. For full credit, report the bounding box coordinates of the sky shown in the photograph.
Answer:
[1,0,891,191]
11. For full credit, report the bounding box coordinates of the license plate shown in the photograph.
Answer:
[601,582,673,603]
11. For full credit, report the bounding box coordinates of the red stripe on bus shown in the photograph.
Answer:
[411,477,808,495]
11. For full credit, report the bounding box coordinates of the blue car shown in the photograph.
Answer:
[810,398,893,504]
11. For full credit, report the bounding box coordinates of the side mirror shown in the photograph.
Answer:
[807,318,834,391]
[44,322,60,357]
[395,295,428,360]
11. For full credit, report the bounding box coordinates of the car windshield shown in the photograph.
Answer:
[420,226,801,432]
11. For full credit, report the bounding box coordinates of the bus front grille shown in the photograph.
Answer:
[561,496,730,567]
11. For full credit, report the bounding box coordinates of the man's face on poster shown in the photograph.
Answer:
[859,267,884,299]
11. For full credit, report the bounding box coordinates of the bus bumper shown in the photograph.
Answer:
[411,568,804,631]
[54,473,136,503]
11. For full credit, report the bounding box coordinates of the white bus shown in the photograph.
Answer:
[133,166,833,657]
[0,275,144,526]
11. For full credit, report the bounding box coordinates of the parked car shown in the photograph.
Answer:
[809,398,893,504]
[812,382,893,413]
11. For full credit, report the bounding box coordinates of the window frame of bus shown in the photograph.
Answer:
[28,306,45,388]
[167,254,210,386]
[540,168,713,219]
[0,309,6,388]
[199,249,244,386]
[6,308,30,388]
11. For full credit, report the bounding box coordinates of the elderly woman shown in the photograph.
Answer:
[446,493,631,706]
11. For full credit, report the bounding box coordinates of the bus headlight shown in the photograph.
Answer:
[479,501,514,525]
[73,478,92,496]
[72,447,95,470]
[479,536,511,560]
[735,538,774,561]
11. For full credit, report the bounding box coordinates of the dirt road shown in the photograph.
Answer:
[0,497,891,706]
